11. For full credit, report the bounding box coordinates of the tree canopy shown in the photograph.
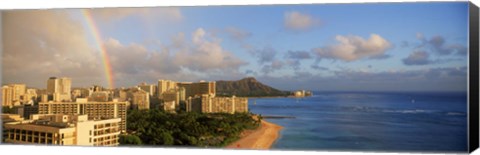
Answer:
[122,109,261,147]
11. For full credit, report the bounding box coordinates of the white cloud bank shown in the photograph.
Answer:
[284,11,320,31]
[2,10,247,88]
[312,34,392,62]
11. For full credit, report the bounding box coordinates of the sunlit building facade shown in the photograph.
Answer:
[2,114,121,146]
[186,94,248,114]
[37,101,127,132]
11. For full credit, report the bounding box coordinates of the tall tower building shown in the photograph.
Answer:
[11,84,26,101]
[138,82,157,97]
[2,86,14,107]
[46,77,72,102]
[47,77,59,94]
[178,81,215,98]
[2,84,26,107]
[58,78,71,94]
[157,80,177,98]
[47,77,71,94]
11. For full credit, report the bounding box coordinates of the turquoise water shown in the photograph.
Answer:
[248,92,467,152]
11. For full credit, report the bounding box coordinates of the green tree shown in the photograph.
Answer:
[126,109,260,147]
[119,134,143,145]
[2,106,13,114]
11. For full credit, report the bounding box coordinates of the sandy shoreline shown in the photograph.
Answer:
[225,120,283,149]
[249,96,308,99]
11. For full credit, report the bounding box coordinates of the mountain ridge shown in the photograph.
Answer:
[215,77,291,97]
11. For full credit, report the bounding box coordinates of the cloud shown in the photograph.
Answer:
[2,10,104,88]
[2,10,247,88]
[173,28,248,72]
[284,11,320,31]
[401,34,467,66]
[332,67,467,85]
[402,51,431,66]
[92,28,249,86]
[416,34,467,56]
[400,41,410,48]
[402,52,464,66]
[254,47,277,64]
[224,27,252,41]
[261,60,284,74]
[286,50,312,59]
[245,70,257,75]
[310,64,329,70]
[283,50,312,70]
[258,66,467,92]
[312,34,392,62]
[416,32,425,40]
[101,28,249,82]
[103,38,181,76]
[87,7,183,22]
[369,54,391,60]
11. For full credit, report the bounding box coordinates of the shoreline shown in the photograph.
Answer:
[249,96,312,99]
[225,120,283,150]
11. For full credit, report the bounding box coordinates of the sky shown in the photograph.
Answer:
[1,2,470,92]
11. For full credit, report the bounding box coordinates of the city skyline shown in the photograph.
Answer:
[2,2,469,92]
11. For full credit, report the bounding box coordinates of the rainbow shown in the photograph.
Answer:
[81,9,115,89]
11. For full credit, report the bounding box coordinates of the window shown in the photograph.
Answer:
[89,130,92,136]
[89,138,92,143]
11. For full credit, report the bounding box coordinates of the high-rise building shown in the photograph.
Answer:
[157,80,177,98]
[138,83,157,97]
[132,89,150,110]
[24,89,38,105]
[38,101,127,132]
[2,86,14,107]
[162,89,180,105]
[88,91,110,102]
[162,101,176,112]
[118,89,129,102]
[47,77,70,94]
[178,81,215,98]
[46,77,57,94]
[2,114,121,146]
[46,77,72,102]
[186,95,248,114]
[11,84,27,102]
[2,84,27,107]
[12,105,39,119]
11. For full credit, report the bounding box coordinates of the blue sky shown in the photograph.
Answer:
[2,2,469,92]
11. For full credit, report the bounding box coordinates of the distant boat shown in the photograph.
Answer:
[254,99,257,105]
[411,99,415,103]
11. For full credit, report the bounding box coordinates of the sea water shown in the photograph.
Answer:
[248,92,467,152]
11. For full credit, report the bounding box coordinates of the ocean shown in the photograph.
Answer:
[248,91,468,152]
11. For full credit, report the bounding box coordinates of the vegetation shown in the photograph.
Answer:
[2,106,13,114]
[119,135,143,145]
[216,77,291,97]
[121,109,261,147]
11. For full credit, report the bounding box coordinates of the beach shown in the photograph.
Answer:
[226,120,283,149]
